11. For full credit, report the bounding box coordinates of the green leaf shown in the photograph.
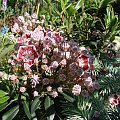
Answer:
[109,17,118,33]
[0,99,17,112]
[0,45,14,61]
[44,96,55,120]
[0,102,9,112]
[23,101,32,120]
[61,92,75,102]
[2,105,19,120]
[0,96,9,104]
[75,0,82,10]
[66,4,77,16]
[0,90,8,98]
[31,96,41,114]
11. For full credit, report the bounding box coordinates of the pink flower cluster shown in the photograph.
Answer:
[7,13,97,97]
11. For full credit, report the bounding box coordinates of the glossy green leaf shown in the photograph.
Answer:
[31,96,41,114]
[0,102,9,112]
[44,96,55,120]
[23,101,32,120]
[0,96,9,104]
[2,105,19,120]
[0,90,8,98]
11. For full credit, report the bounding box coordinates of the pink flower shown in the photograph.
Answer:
[72,84,81,95]
[59,59,67,66]
[51,91,58,98]
[8,74,17,81]
[17,45,38,66]
[9,35,15,41]
[84,77,93,86]
[32,74,39,83]
[20,87,26,92]
[11,23,20,33]
[22,75,27,81]
[57,87,63,93]
[108,94,119,107]
[46,86,52,92]
[51,61,59,68]
[77,55,89,70]
[31,13,37,19]
[2,0,7,11]
[18,16,25,23]
[52,32,62,43]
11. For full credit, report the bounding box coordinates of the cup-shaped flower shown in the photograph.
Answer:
[17,45,38,67]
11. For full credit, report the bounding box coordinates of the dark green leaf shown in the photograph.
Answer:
[23,101,32,120]
[61,92,75,102]
[0,102,10,112]
[44,96,55,120]
[31,96,41,114]
[2,105,19,120]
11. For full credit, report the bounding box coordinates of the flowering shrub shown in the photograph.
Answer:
[0,13,97,99]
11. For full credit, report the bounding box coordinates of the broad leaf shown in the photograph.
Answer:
[0,96,9,104]
[2,105,19,120]
[0,90,8,98]
[0,100,15,112]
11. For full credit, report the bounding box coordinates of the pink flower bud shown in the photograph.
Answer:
[51,91,58,98]
[20,87,26,92]
[57,87,63,93]
[46,86,52,92]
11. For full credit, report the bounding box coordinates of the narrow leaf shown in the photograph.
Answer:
[44,96,55,120]
[31,96,41,114]
[61,92,75,102]
[23,101,32,120]
[75,0,82,10]
[2,105,19,120]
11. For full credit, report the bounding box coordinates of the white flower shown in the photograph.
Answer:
[33,91,39,97]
